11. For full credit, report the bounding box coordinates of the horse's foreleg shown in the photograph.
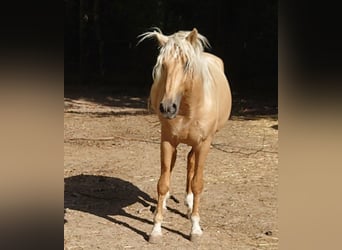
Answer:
[161,148,177,210]
[185,149,195,217]
[149,140,176,243]
[190,138,212,242]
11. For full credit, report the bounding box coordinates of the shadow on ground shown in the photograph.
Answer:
[65,85,148,109]
[64,174,189,241]
[64,85,277,120]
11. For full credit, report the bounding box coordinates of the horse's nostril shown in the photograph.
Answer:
[160,102,178,117]
[169,103,177,114]
[159,103,165,113]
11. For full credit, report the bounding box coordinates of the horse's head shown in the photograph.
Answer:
[138,28,209,119]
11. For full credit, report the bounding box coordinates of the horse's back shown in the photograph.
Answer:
[203,52,232,130]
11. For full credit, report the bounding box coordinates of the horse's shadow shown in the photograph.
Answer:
[64,174,188,241]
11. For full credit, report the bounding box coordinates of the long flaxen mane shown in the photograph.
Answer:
[138,28,213,93]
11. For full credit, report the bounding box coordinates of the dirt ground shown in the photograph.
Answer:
[64,93,278,249]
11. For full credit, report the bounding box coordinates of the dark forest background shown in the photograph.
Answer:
[65,0,277,115]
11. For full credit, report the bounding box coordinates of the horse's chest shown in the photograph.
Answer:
[169,120,207,145]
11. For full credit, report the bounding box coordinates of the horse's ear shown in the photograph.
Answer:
[137,28,168,47]
[186,28,198,46]
[155,33,168,47]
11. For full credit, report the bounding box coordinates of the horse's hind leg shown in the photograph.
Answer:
[190,138,212,242]
[149,140,176,243]
[185,148,195,218]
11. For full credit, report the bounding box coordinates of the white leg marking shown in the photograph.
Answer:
[150,222,162,236]
[162,191,170,210]
[185,193,193,212]
[191,215,203,235]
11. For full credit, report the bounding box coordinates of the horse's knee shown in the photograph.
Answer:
[192,187,203,195]
[191,175,203,194]
[157,179,169,195]
[157,184,169,195]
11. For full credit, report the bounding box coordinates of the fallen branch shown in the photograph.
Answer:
[211,143,276,156]
[211,130,277,155]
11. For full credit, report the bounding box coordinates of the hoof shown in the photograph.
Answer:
[149,234,162,244]
[190,233,202,243]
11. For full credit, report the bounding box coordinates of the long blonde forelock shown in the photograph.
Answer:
[153,30,210,80]
[139,28,213,94]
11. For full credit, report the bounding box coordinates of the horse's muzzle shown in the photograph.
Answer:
[159,102,178,119]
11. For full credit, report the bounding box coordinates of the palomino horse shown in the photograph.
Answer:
[138,28,232,243]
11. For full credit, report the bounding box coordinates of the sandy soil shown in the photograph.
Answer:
[64,95,278,249]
